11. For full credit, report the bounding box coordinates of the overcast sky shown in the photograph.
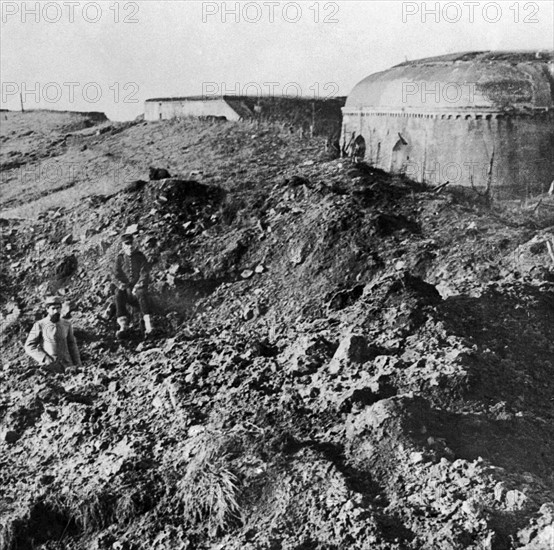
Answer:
[1,0,553,120]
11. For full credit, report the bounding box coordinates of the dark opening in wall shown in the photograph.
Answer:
[391,135,410,173]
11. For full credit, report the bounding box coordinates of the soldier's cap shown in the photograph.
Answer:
[44,296,62,306]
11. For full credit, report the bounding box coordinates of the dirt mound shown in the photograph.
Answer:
[1,117,554,550]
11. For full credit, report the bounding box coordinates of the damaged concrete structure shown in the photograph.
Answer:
[342,51,554,197]
[145,95,345,136]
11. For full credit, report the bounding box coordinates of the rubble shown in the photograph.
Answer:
[0,115,553,550]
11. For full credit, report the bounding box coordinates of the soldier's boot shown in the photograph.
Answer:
[116,316,130,339]
[143,314,154,336]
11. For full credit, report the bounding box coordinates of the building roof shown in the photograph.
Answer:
[145,95,226,103]
[145,95,345,104]
[345,50,554,113]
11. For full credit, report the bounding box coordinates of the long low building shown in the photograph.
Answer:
[342,51,554,198]
[144,95,346,137]
[144,96,250,121]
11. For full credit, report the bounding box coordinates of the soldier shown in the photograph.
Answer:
[25,296,82,371]
[113,233,153,338]
[352,135,366,164]
[342,131,356,159]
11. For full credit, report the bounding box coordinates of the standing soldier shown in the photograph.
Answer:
[352,135,366,164]
[25,296,82,371]
[113,233,153,338]
[342,131,356,159]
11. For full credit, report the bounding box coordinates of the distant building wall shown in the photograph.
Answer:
[144,99,240,121]
[144,96,346,136]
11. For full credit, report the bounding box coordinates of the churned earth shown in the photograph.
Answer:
[1,111,553,550]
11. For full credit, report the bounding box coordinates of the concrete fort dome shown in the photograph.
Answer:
[342,51,554,197]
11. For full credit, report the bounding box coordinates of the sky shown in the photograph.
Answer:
[1,0,553,120]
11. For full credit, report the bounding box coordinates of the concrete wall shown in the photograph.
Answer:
[144,99,240,121]
[342,109,553,198]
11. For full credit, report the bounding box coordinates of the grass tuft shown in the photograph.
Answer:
[177,431,242,535]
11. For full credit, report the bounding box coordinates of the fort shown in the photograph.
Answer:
[341,51,554,198]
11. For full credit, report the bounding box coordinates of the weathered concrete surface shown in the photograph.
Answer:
[342,51,554,197]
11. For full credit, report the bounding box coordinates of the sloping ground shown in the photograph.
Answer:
[1,115,554,550]
[0,111,323,219]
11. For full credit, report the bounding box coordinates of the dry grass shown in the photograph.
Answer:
[46,487,117,534]
[0,483,154,550]
[0,521,15,550]
[177,431,242,535]
[114,491,140,525]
